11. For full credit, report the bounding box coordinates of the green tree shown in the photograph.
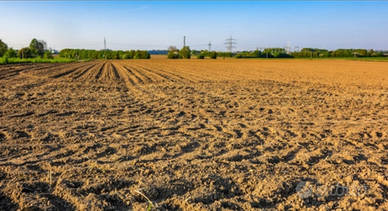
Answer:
[197,54,205,59]
[43,51,53,59]
[121,53,129,59]
[29,38,44,57]
[167,46,180,59]
[250,50,262,58]
[17,47,32,59]
[141,51,151,59]
[4,48,17,58]
[59,49,71,58]
[133,50,140,59]
[129,50,136,59]
[179,46,191,59]
[0,39,8,57]
[209,51,217,59]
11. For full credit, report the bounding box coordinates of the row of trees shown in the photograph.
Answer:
[167,46,191,59]
[58,49,150,60]
[290,48,386,58]
[1,39,151,62]
[196,51,217,59]
[191,50,233,58]
[0,38,53,59]
[167,46,222,59]
[2,38,387,61]
[235,48,291,58]
[233,48,387,59]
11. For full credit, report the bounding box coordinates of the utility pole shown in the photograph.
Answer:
[103,37,106,59]
[224,35,236,53]
[208,41,211,51]
[104,37,106,51]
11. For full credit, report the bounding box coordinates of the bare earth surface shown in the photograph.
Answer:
[0,59,388,210]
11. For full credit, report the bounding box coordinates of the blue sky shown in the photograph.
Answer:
[1,1,387,51]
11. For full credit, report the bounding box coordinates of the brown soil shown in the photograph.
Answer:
[0,59,388,211]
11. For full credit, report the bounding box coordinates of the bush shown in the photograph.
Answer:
[168,51,180,59]
[209,51,217,59]
[235,54,243,58]
[4,48,16,58]
[17,47,32,59]
[274,53,293,58]
[197,54,205,59]
[43,51,53,59]
[3,57,8,64]
[141,51,151,59]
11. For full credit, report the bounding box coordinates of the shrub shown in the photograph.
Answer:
[43,51,53,59]
[168,51,180,59]
[3,57,8,64]
[167,46,179,59]
[4,48,17,58]
[235,54,243,58]
[209,51,217,59]
[197,54,205,59]
[17,47,32,59]
[140,51,151,59]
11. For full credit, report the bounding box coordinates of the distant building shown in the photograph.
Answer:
[50,49,59,54]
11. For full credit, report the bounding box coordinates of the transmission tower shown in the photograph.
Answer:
[208,41,211,51]
[286,41,291,54]
[224,35,236,52]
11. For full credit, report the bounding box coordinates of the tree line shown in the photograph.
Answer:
[2,38,387,61]
[290,48,386,58]
[166,45,387,59]
[58,49,150,60]
[167,46,236,59]
[0,39,151,63]
[0,38,53,59]
[235,48,387,59]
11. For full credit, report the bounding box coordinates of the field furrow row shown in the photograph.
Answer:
[1,59,388,211]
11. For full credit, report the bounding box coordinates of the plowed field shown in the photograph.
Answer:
[1,59,388,210]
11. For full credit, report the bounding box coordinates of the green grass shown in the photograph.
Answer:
[293,56,388,61]
[0,57,77,65]
[234,56,388,61]
[345,57,388,62]
[135,190,154,211]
